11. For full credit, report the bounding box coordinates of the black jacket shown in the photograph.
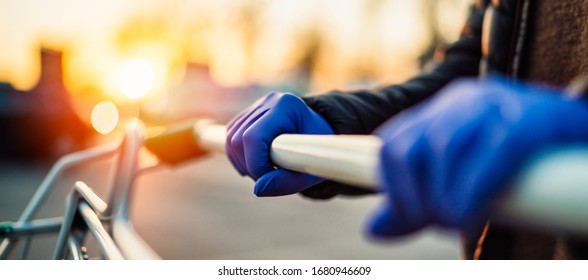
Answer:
[299,0,503,199]
[297,0,588,260]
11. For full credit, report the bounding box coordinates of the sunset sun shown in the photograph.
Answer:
[118,59,156,100]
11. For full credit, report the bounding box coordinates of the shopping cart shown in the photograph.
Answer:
[2,118,588,259]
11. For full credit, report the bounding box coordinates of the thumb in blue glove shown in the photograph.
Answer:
[226,92,334,196]
[368,77,588,238]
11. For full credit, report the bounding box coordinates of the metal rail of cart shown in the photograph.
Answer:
[2,119,588,259]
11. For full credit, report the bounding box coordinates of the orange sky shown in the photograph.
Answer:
[0,0,470,94]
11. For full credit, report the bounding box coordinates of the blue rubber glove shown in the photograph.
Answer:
[368,77,588,238]
[226,92,334,196]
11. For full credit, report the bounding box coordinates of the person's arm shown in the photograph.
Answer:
[303,4,484,135]
[225,3,486,198]
[299,3,485,199]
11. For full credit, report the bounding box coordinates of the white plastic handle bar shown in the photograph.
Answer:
[145,120,588,235]
[192,120,381,188]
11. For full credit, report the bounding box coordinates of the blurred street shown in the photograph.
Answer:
[0,1,469,259]
[0,152,460,260]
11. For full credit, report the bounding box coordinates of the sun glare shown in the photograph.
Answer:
[118,59,156,99]
[91,101,119,135]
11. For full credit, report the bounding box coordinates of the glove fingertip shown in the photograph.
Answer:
[366,206,395,238]
[253,174,276,197]
[254,170,319,197]
[366,205,424,238]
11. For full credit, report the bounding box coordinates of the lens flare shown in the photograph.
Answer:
[91,101,119,135]
[118,59,156,99]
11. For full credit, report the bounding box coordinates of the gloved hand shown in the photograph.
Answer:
[226,92,334,196]
[368,77,588,238]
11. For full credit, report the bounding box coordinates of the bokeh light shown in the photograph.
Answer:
[91,101,119,134]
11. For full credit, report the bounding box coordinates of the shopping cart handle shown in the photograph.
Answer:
[144,119,379,187]
[144,120,214,165]
[145,119,588,235]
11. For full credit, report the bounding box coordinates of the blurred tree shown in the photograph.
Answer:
[234,0,266,82]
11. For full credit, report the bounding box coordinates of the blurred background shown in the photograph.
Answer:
[0,0,470,259]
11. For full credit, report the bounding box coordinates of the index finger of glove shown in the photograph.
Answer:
[226,107,270,177]
[242,110,296,179]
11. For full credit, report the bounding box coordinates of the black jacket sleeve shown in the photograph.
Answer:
[298,3,485,199]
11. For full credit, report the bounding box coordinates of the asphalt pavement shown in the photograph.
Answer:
[0,152,461,260]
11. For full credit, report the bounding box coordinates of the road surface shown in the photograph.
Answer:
[0,152,460,260]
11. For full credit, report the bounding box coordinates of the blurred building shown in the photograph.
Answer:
[152,62,268,124]
[0,48,92,161]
